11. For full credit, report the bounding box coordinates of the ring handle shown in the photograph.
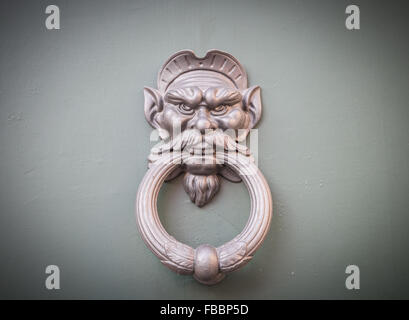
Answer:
[136,152,272,285]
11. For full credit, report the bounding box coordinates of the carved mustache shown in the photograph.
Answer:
[148,129,251,166]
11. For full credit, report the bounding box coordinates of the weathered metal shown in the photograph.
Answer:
[136,50,272,285]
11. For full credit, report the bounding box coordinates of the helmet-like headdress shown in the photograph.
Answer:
[157,50,248,92]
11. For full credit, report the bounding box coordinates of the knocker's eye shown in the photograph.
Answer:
[178,104,194,115]
[211,105,229,116]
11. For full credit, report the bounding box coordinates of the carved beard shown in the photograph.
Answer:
[183,172,220,207]
[148,129,251,207]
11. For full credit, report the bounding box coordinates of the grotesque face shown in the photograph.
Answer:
[160,86,248,135]
[144,50,262,206]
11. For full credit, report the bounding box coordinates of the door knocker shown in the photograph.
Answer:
[136,50,272,285]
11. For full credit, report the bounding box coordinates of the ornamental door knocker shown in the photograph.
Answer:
[136,50,272,285]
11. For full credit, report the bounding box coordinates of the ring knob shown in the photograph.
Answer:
[193,245,225,285]
[136,152,272,285]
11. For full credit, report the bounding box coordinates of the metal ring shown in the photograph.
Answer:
[136,152,272,285]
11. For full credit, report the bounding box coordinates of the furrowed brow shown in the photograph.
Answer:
[203,87,242,107]
[164,87,203,106]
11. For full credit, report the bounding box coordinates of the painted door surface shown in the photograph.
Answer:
[0,0,408,299]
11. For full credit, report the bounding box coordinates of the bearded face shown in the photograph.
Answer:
[143,50,262,206]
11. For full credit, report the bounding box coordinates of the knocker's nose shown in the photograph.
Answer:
[195,118,213,133]
[189,108,217,133]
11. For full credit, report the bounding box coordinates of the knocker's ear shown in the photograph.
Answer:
[144,87,163,128]
[242,85,262,128]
